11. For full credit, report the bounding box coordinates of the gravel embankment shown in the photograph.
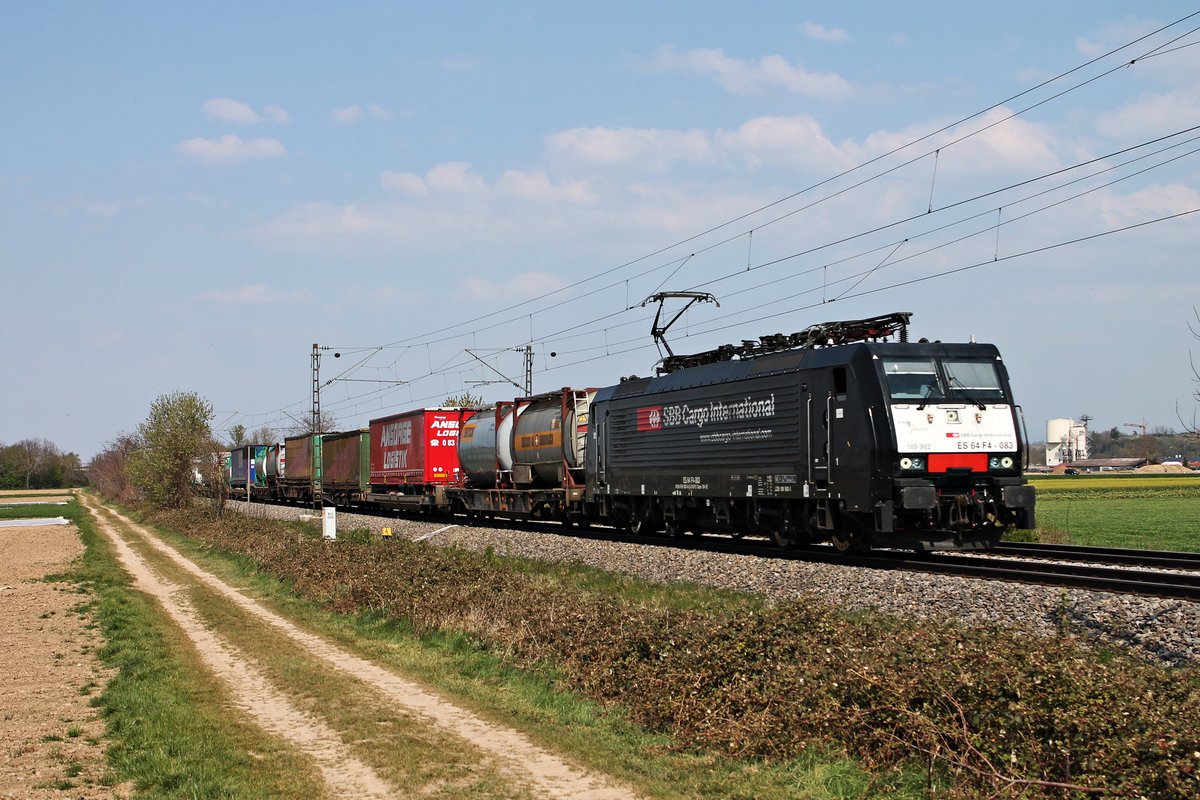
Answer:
[231,501,1200,665]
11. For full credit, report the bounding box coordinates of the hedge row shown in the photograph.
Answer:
[157,509,1200,798]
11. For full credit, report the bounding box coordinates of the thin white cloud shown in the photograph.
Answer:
[332,103,390,123]
[380,162,593,203]
[202,98,290,124]
[1075,18,1159,58]
[332,105,363,123]
[1095,88,1200,140]
[379,171,430,195]
[800,22,849,43]
[846,107,1061,173]
[199,284,313,305]
[176,135,286,164]
[652,45,852,99]
[1089,183,1200,228]
[439,54,480,72]
[497,169,594,204]
[546,126,714,171]
[461,272,568,300]
[425,161,487,193]
[716,114,854,172]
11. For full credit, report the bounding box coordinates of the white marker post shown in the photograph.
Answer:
[322,506,337,540]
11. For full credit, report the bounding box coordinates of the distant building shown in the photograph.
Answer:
[1046,418,1090,467]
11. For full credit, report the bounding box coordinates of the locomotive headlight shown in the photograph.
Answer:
[900,457,913,469]
[1001,456,1014,469]
[989,456,1000,469]
[900,457,924,471]
[911,457,924,470]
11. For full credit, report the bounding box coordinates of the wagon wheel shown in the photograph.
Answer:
[629,511,656,536]
[772,524,796,549]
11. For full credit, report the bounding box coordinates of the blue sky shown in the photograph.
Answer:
[3,2,1199,459]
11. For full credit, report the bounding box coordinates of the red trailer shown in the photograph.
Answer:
[368,408,475,508]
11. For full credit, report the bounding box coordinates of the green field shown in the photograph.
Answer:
[1025,474,1200,551]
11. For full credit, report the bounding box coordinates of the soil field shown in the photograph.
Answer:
[0,518,118,798]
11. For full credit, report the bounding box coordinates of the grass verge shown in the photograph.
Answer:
[145,504,1200,798]
[134,505,920,800]
[66,497,332,799]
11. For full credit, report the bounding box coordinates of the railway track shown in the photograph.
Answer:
[235,499,1200,601]
[498,519,1200,601]
[992,540,1200,570]
[573,527,1200,601]
[912,550,1200,601]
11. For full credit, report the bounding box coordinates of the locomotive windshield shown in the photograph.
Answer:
[942,359,1005,400]
[883,357,942,400]
[882,357,1006,402]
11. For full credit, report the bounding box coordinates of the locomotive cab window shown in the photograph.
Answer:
[882,358,942,400]
[942,359,1006,402]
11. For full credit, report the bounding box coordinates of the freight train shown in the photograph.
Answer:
[227,312,1035,552]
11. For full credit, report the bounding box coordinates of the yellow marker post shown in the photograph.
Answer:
[382,527,393,538]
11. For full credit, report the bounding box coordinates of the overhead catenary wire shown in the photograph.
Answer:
[229,14,1200,429]
[237,122,1200,432]
[366,11,1200,355]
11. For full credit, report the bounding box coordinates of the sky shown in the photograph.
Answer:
[3,2,1199,460]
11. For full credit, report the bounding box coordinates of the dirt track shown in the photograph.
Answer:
[82,495,639,799]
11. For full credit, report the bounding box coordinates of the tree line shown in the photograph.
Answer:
[0,438,87,489]
[1088,427,1199,464]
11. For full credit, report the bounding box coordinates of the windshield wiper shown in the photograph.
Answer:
[948,377,987,410]
[916,379,940,411]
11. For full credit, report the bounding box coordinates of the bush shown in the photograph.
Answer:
[155,508,1200,798]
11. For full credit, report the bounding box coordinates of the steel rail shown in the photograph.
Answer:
[911,552,1200,601]
[993,540,1200,570]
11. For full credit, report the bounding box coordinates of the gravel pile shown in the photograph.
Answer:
[231,501,1200,665]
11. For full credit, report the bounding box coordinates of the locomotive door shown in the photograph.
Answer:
[595,409,608,486]
[805,367,849,489]
[804,378,832,488]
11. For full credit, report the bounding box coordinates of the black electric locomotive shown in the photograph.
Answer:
[584,312,1035,551]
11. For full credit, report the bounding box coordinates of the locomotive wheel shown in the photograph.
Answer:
[831,514,870,553]
[830,529,856,554]
[629,512,651,536]
[663,520,682,538]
